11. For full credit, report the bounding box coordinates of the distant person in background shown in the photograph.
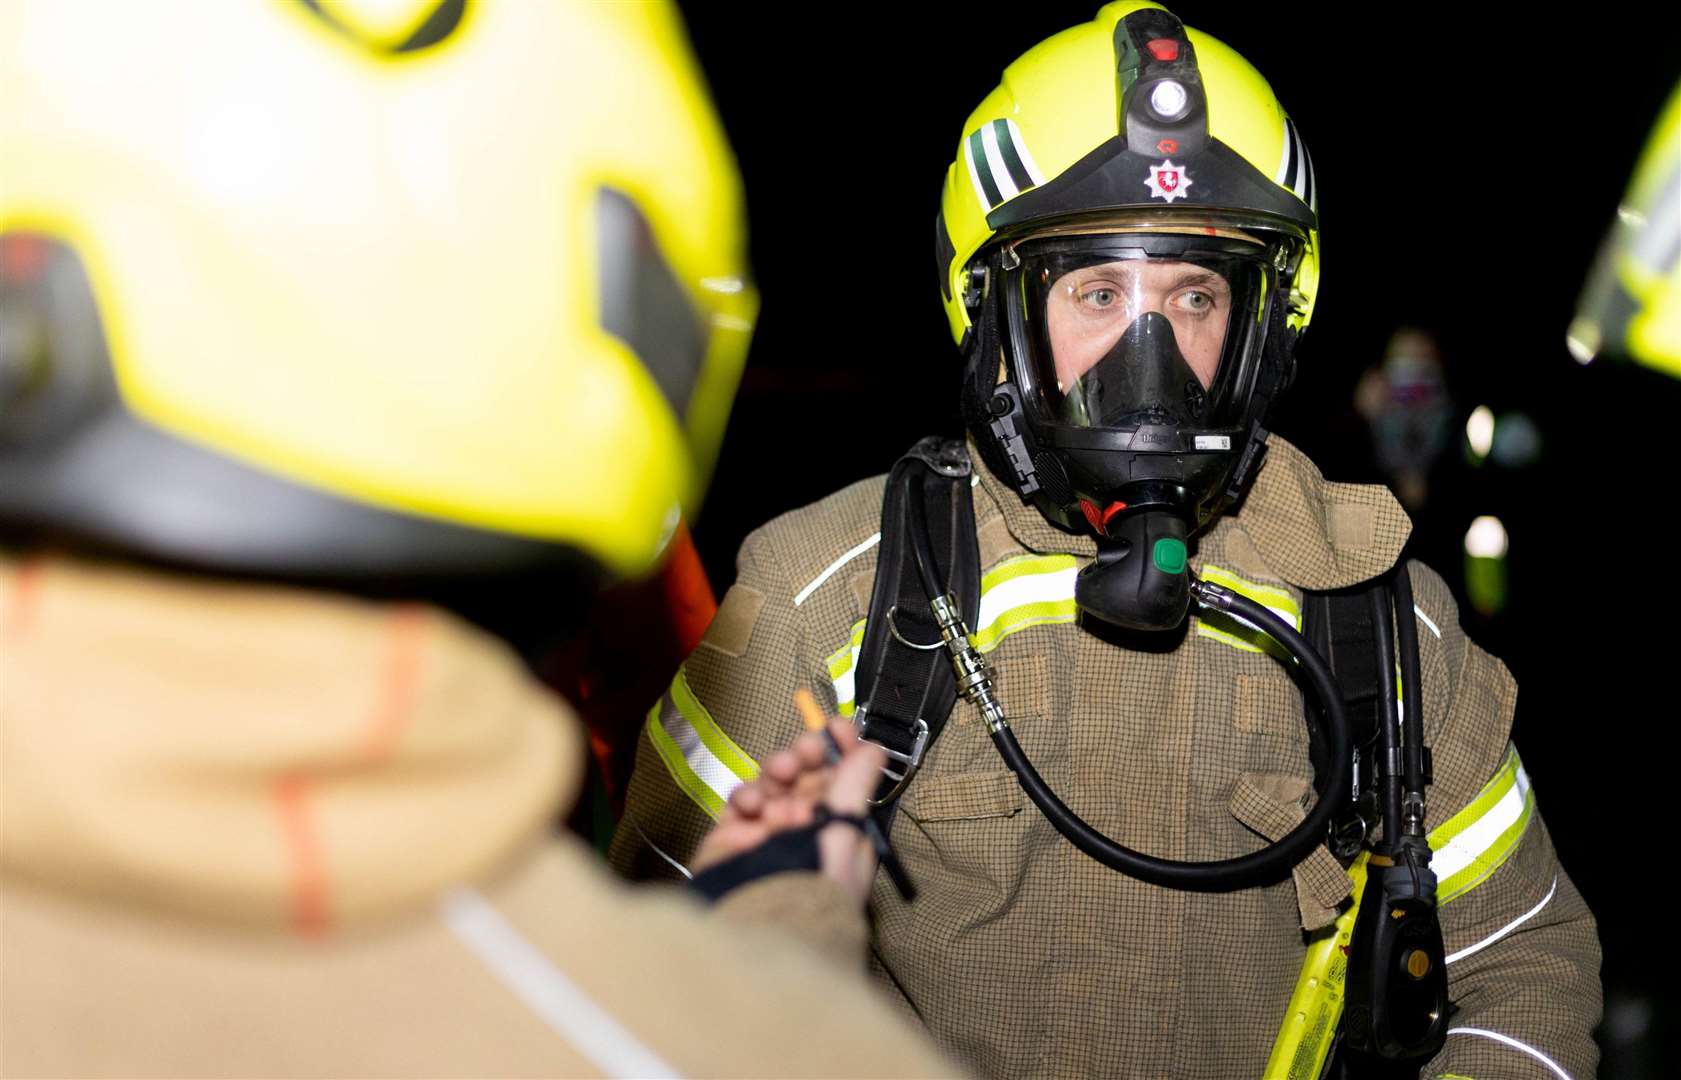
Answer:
[1353,328,1453,513]
[0,2,957,1076]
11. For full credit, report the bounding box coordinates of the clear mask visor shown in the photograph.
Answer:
[1015,238,1271,431]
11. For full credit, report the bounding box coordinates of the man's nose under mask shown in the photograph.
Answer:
[1059,311,1210,429]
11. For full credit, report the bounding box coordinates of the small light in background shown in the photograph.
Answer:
[1464,515,1509,559]
[1464,515,1510,617]
[1466,405,1495,462]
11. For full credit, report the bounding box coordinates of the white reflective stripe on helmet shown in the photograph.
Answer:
[1194,564,1302,654]
[646,666,759,819]
[1428,743,1535,904]
[979,121,1021,203]
[963,128,995,211]
[1003,118,1046,188]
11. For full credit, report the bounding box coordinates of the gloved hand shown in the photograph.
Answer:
[691,716,885,904]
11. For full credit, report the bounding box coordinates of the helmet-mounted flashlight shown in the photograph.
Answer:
[1149,80,1189,121]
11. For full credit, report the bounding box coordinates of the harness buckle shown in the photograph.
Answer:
[855,709,930,782]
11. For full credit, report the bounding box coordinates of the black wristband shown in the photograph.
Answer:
[688,808,867,902]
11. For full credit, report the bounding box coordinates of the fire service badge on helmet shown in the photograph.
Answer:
[1145,160,1192,203]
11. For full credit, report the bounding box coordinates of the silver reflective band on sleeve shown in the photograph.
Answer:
[1445,1027,1572,1080]
[1444,875,1557,965]
[646,668,760,819]
[794,532,880,607]
[1428,744,1535,905]
[441,889,683,1079]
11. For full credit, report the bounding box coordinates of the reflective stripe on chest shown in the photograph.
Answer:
[1194,565,1302,654]
[826,556,1295,713]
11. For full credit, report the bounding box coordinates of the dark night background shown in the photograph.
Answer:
[674,4,1679,1072]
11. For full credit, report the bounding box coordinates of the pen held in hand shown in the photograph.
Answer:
[792,689,918,903]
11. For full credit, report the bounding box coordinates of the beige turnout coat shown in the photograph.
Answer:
[0,556,959,1079]
[612,435,1601,1079]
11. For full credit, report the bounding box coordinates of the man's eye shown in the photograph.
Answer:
[1176,290,1213,313]
[1082,287,1118,308]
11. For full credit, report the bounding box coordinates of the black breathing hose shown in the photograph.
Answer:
[1390,565,1427,800]
[992,582,1351,890]
[902,480,1351,890]
[1368,584,1405,849]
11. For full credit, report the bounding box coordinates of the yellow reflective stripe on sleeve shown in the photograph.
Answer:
[1428,743,1535,905]
[826,619,867,716]
[1195,563,1302,655]
[645,667,760,820]
[825,554,1081,713]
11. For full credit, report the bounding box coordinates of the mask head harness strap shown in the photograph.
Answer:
[960,266,1073,508]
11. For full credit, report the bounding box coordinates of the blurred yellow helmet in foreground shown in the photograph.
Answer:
[0,0,756,582]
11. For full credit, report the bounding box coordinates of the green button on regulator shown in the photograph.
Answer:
[1152,537,1188,575]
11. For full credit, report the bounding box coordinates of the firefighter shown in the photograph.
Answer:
[611,4,1601,1076]
[0,2,956,1075]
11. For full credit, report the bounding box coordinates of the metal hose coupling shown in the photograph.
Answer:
[1402,792,1428,840]
[929,593,1010,734]
[1187,575,1232,610]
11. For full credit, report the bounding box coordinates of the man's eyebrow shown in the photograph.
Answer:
[1168,268,1226,289]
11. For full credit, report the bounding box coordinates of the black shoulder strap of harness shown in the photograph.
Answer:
[1302,568,1434,860]
[1302,585,1385,855]
[853,438,981,803]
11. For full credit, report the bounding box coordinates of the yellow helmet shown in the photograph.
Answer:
[937,2,1321,540]
[937,1,1319,343]
[1569,79,1681,379]
[0,0,756,584]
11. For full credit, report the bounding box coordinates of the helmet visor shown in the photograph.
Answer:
[1013,235,1272,432]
